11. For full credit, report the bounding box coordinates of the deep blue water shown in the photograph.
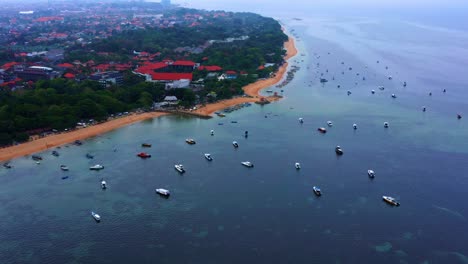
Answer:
[1,14,468,264]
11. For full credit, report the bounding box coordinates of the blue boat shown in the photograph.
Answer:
[61,176,69,180]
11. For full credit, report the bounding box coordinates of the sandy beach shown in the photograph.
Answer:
[0,36,297,162]
[0,112,167,162]
[194,36,298,116]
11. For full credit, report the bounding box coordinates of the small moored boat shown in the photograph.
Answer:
[241,161,254,168]
[3,163,12,169]
[137,152,151,158]
[204,153,213,161]
[335,146,344,155]
[371,89,375,94]
[313,186,322,196]
[210,130,214,136]
[101,180,107,189]
[368,169,375,178]
[186,138,196,145]
[299,118,304,124]
[353,124,357,129]
[295,162,301,169]
[60,165,69,171]
[327,121,333,127]
[61,176,69,180]
[232,141,239,148]
[384,122,389,128]
[52,150,59,157]
[318,127,327,133]
[74,140,83,146]
[382,196,400,206]
[141,143,152,147]
[175,164,185,173]
[91,211,101,222]
[86,153,94,159]
[391,94,397,98]
[32,155,43,161]
[155,188,170,197]
[89,164,104,170]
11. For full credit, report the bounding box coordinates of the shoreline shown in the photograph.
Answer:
[0,35,298,162]
[0,112,167,162]
[193,36,298,116]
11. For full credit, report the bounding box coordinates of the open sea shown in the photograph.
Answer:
[1,9,468,264]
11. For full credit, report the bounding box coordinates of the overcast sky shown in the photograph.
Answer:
[174,0,468,12]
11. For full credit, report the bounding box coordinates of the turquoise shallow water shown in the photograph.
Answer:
[1,17,468,263]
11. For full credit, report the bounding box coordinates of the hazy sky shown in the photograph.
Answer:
[175,0,468,12]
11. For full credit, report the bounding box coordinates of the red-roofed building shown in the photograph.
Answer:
[64,73,75,79]
[1,62,19,70]
[150,72,193,82]
[57,63,74,69]
[198,65,222,72]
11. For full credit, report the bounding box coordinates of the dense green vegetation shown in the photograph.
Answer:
[0,76,196,146]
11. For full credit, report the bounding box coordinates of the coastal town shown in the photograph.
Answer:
[0,0,295,154]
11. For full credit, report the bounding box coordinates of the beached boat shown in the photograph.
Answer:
[318,127,327,133]
[60,165,69,171]
[86,153,94,159]
[327,121,333,127]
[155,188,170,197]
[186,138,196,145]
[295,162,301,169]
[241,161,254,168]
[384,122,389,128]
[91,211,101,222]
[3,163,12,169]
[101,180,107,189]
[32,155,42,161]
[89,164,104,170]
[335,146,344,155]
[313,186,322,196]
[141,143,152,147]
[137,152,151,158]
[175,164,185,173]
[368,169,375,178]
[382,196,400,206]
[204,153,213,161]
[52,150,60,157]
[233,141,239,148]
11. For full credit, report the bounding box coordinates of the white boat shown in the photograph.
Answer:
[384,122,389,128]
[90,164,104,170]
[241,161,254,168]
[368,170,375,178]
[232,141,239,148]
[353,124,357,129]
[185,138,196,144]
[295,162,301,169]
[210,130,214,136]
[391,94,397,98]
[60,165,69,171]
[382,196,400,206]
[371,89,375,94]
[101,180,107,189]
[91,211,101,221]
[299,118,304,123]
[313,186,322,196]
[327,121,333,127]
[175,164,185,173]
[155,188,170,197]
[335,146,344,155]
[204,153,213,161]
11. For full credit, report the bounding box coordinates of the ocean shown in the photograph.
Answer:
[1,9,468,264]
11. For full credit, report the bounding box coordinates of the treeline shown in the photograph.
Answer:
[0,76,196,146]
